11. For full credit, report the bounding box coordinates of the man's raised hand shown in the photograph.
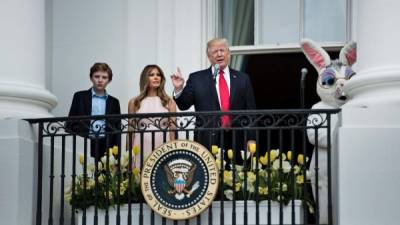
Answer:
[170,67,185,93]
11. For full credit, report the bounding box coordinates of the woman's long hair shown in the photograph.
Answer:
[132,65,171,112]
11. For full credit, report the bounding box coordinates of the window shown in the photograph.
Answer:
[202,0,351,106]
[216,0,349,48]
[206,0,349,169]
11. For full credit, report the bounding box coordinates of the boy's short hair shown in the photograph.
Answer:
[90,62,113,81]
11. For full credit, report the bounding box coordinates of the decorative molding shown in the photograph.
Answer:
[230,42,344,55]
[0,82,57,118]
[344,66,400,107]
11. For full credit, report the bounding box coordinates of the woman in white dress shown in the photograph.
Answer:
[127,65,176,167]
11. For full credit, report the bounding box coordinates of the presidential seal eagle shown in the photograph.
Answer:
[164,159,199,200]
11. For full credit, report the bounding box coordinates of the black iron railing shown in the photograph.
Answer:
[26,109,340,225]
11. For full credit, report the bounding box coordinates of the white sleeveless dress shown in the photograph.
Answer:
[133,96,170,165]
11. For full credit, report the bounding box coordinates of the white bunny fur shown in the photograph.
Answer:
[301,38,357,223]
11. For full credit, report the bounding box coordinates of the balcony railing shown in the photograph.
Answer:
[26,109,340,225]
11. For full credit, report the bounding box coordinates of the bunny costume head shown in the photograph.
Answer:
[301,39,357,107]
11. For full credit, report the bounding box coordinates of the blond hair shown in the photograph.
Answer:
[206,38,230,54]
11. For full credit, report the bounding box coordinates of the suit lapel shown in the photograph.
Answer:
[229,69,238,107]
[105,97,112,115]
[85,89,92,115]
[206,67,220,110]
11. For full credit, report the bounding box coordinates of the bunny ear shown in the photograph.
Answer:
[301,39,331,73]
[339,41,357,66]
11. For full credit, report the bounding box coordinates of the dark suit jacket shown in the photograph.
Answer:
[174,67,256,152]
[66,88,121,158]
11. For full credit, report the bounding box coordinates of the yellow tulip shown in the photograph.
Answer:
[235,182,241,192]
[223,170,233,186]
[120,186,126,195]
[265,154,270,162]
[293,165,300,174]
[297,154,304,165]
[258,186,268,195]
[287,151,292,161]
[248,142,256,154]
[133,168,140,176]
[259,156,268,165]
[265,150,277,162]
[227,149,234,160]
[264,150,278,163]
[119,183,127,195]
[296,175,304,184]
[132,146,140,155]
[215,159,221,169]
[112,146,119,155]
[211,145,219,155]
[247,171,256,183]
[79,154,85,165]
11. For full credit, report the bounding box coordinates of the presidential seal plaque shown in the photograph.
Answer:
[141,140,219,220]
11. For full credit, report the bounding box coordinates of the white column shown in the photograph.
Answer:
[338,1,400,225]
[0,0,57,119]
[0,120,36,225]
[345,0,400,110]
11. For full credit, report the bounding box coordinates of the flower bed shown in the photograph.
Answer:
[66,144,313,216]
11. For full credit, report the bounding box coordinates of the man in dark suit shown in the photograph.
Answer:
[171,38,256,159]
[67,62,121,160]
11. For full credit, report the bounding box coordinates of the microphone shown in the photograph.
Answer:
[213,64,220,84]
[300,68,308,108]
[301,68,308,88]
